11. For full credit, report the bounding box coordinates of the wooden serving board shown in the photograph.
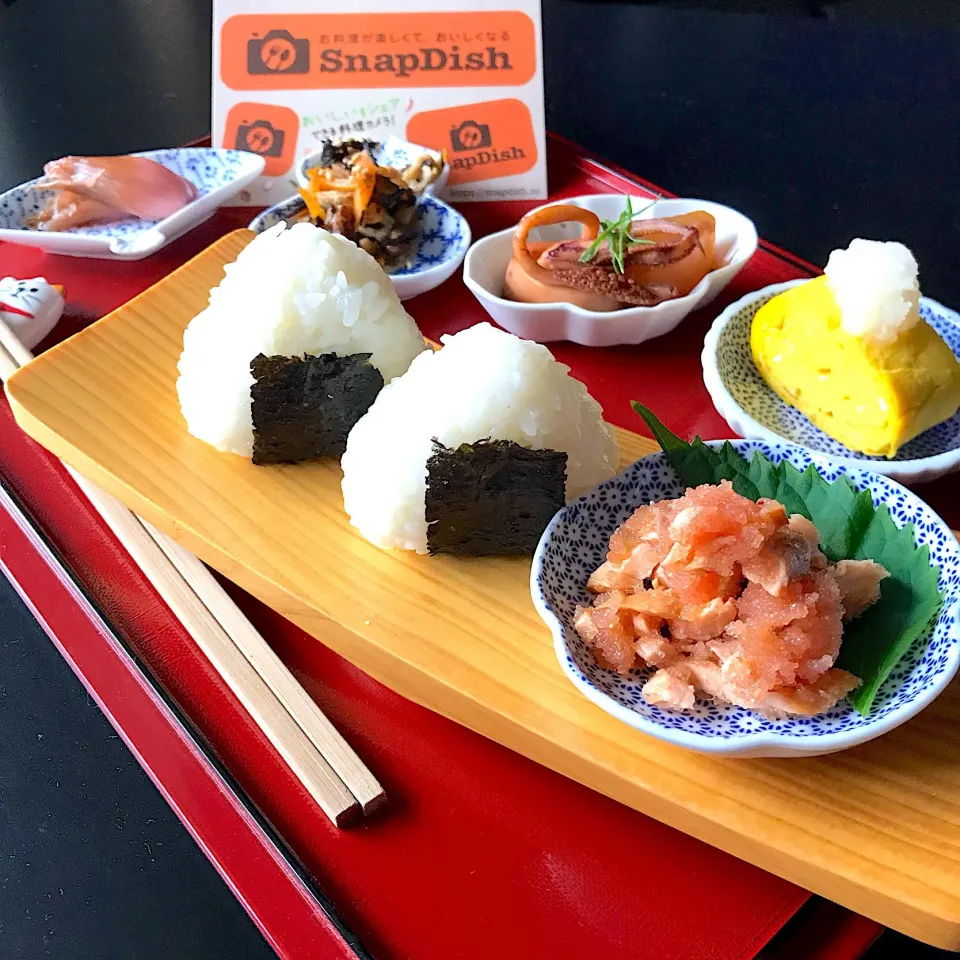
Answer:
[8,230,960,949]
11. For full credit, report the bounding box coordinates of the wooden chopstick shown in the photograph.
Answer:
[142,520,384,813]
[68,479,359,826]
[0,319,384,824]
[0,324,32,368]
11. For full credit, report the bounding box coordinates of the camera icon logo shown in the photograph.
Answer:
[247,29,310,74]
[235,119,285,158]
[449,120,492,153]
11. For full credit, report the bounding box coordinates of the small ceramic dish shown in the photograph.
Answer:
[463,194,758,348]
[531,439,960,758]
[248,193,470,301]
[702,279,960,484]
[296,135,448,195]
[0,148,265,261]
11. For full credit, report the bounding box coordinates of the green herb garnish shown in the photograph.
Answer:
[632,403,943,715]
[579,197,656,274]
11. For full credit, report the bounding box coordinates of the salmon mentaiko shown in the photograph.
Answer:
[574,480,888,717]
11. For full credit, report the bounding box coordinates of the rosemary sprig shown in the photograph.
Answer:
[578,197,656,274]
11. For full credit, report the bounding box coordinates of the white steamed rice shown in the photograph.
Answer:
[177,221,426,456]
[341,322,620,553]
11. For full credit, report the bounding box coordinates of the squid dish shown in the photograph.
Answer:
[504,199,718,311]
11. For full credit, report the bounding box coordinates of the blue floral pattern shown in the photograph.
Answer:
[531,439,960,753]
[710,280,960,465]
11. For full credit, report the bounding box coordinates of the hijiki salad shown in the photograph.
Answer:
[295,138,445,273]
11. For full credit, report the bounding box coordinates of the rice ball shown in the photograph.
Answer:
[177,221,426,456]
[341,322,620,553]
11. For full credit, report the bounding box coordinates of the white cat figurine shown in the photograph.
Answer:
[0,277,65,350]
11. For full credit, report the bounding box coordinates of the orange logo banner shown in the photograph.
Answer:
[406,98,537,184]
[220,11,536,90]
[222,102,300,176]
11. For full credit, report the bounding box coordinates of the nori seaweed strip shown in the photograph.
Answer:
[250,353,383,465]
[425,440,567,556]
[316,138,380,167]
[376,178,417,215]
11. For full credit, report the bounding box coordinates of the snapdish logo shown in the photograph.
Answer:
[406,99,538,186]
[449,120,491,152]
[222,102,300,177]
[448,120,526,173]
[220,12,536,90]
[318,45,513,80]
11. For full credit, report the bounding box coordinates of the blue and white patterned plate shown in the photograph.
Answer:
[248,193,470,302]
[531,439,960,758]
[0,148,265,261]
[702,279,960,483]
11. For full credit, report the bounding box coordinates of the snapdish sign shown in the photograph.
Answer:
[221,11,537,89]
[212,0,547,203]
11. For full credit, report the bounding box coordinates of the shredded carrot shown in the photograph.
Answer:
[351,153,378,213]
[297,186,325,221]
[306,166,350,193]
[300,151,396,223]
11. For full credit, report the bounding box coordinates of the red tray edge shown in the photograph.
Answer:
[0,479,365,960]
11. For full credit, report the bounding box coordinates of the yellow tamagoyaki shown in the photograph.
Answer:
[751,240,960,458]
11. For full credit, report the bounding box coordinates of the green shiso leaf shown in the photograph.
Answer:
[631,403,943,715]
[770,463,875,562]
[837,508,942,713]
[632,402,719,488]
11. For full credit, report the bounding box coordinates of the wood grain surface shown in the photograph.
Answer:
[7,230,960,949]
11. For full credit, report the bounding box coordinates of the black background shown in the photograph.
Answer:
[0,1,957,957]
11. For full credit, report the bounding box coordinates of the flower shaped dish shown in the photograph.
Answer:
[463,194,758,348]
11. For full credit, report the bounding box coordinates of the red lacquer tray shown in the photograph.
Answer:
[0,135,891,960]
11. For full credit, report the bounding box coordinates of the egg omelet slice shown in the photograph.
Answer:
[751,275,960,457]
